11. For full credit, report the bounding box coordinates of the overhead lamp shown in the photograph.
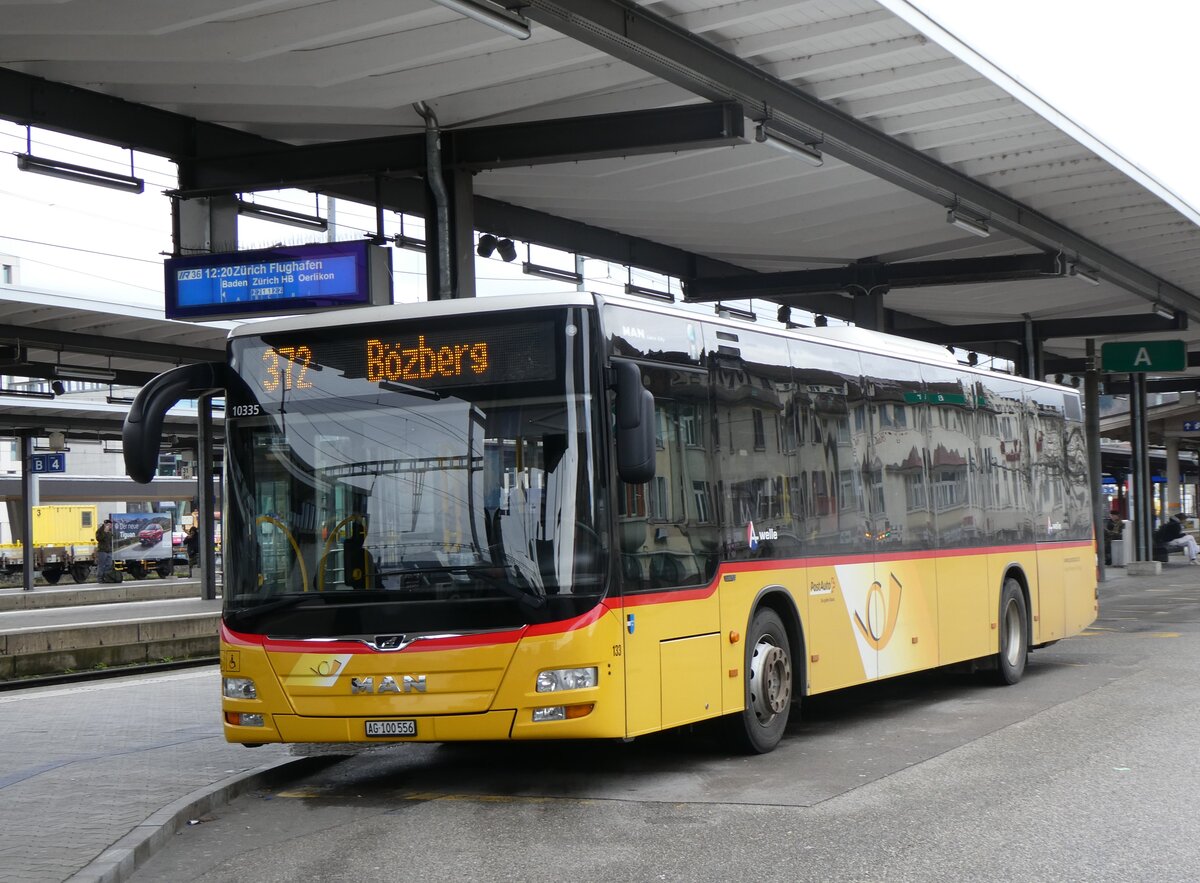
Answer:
[777,305,794,326]
[814,314,828,327]
[50,381,65,397]
[1069,263,1101,286]
[393,233,426,252]
[754,123,824,167]
[624,283,673,302]
[428,0,531,39]
[236,198,328,232]
[16,153,145,194]
[967,351,978,367]
[523,262,583,284]
[53,365,117,383]
[946,208,990,238]
[1152,302,1176,320]
[716,303,756,322]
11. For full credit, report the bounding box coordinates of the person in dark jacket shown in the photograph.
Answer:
[95,518,117,583]
[184,525,199,576]
[1153,514,1199,564]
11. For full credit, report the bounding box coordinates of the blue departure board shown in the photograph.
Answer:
[165,241,392,321]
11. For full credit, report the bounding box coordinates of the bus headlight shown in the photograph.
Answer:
[535,667,598,693]
[223,677,257,699]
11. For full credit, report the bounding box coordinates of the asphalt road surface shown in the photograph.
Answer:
[134,573,1200,882]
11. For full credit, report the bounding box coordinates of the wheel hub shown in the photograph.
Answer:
[749,638,792,720]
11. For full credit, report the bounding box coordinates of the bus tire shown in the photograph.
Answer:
[725,607,792,754]
[994,578,1028,685]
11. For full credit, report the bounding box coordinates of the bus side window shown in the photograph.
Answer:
[618,363,716,590]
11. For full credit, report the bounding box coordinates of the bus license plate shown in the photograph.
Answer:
[365,720,417,738]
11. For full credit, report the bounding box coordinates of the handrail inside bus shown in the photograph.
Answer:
[124,361,229,483]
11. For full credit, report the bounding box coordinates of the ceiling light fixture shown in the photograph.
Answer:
[394,233,426,252]
[755,123,823,167]
[716,303,756,322]
[428,0,531,39]
[1069,263,1101,286]
[946,208,990,238]
[236,198,328,232]
[53,365,118,383]
[1152,302,1176,320]
[624,283,673,302]
[17,153,145,194]
[523,262,583,284]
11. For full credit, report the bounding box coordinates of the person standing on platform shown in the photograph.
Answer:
[1154,513,1200,564]
[95,518,116,583]
[1104,511,1124,566]
[184,525,199,577]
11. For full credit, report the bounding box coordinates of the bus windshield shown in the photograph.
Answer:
[222,308,607,636]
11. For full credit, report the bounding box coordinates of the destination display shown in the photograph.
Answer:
[240,319,558,397]
[165,241,392,321]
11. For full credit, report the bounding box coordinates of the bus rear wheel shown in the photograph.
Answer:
[725,607,792,754]
[994,578,1028,685]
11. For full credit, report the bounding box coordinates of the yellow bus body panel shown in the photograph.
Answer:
[221,542,1096,746]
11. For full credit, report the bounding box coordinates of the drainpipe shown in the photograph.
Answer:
[414,101,453,299]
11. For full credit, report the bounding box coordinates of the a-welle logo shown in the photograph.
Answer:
[853,572,903,650]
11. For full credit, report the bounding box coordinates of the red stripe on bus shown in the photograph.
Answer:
[221,539,1094,651]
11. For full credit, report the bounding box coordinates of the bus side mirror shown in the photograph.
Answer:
[124,362,229,483]
[614,361,655,484]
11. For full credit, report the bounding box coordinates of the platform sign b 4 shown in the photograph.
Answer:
[29,453,66,473]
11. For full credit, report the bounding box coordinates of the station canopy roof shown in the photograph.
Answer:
[2,0,1200,386]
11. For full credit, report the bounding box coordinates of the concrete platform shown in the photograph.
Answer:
[0,578,205,612]
[0,561,1186,883]
[0,593,220,680]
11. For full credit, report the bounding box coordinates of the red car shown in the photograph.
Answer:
[138,525,165,546]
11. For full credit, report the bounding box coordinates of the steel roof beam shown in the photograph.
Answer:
[684,253,1064,300]
[0,68,273,158]
[177,102,746,197]
[900,312,1186,347]
[524,0,1199,316]
[0,324,222,364]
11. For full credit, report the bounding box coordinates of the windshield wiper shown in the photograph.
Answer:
[379,379,442,401]
[388,562,547,609]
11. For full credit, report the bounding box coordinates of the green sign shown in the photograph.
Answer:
[1101,339,1186,373]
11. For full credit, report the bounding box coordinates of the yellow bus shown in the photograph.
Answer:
[125,292,1097,753]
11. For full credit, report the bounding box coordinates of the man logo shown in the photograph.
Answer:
[350,675,427,694]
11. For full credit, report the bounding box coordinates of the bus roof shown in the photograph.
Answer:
[227,289,1073,395]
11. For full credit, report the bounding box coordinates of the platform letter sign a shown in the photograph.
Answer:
[1101,340,1186,373]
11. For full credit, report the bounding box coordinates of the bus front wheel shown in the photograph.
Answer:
[725,607,792,754]
[994,578,1028,685]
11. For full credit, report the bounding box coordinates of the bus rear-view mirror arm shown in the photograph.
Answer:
[613,360,655,484]
[124,362,230,484]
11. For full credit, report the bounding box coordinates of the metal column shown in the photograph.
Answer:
[197,392,218,601]
[1129,373,1153,561]
[20,433,33,591]
[1085,340,1104,581]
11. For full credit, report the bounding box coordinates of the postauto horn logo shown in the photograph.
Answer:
[853,573,904,651]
